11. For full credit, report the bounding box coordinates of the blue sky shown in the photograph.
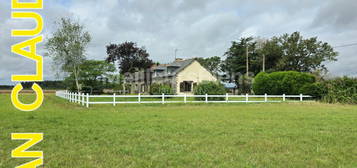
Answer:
[0,0,356,85]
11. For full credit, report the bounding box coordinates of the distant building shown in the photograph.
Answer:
[125,58,217,94]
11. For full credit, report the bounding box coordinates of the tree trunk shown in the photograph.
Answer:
[73,65,80,93]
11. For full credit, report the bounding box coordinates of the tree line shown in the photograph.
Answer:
[44,17,338,93]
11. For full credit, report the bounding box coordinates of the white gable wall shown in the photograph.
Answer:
[175,61,217,95]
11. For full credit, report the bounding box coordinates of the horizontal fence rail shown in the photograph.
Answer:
[55,90,313,108]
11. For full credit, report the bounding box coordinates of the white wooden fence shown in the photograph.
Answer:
[56,90,313,108]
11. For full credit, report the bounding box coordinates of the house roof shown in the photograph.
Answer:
[152,59,195,78]
[222,82,237,89]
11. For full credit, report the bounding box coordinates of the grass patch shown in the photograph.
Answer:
[0,94,356,167]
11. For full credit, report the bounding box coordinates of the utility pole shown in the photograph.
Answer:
[262,54,266,72]
[175,49,178,60]
[246,45,249,76]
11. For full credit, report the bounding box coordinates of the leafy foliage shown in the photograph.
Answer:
[299,83,327,99]
[194,81,226,100]
[253,71,316,95]
[65,60,116,93]
[222,37,260,76]
[45,18,91,92]
[80,60,116,93]
[222,32,338,79]
[237,75,253,94]
[106,42,153,74]
[195,56,222,74]
[150,83,174,95]
[322,77,357,104]
[275,32,338,72]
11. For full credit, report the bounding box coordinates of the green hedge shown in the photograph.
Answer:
[322,77,357,104]
[253,71,316,95]
[299,82,327,99]
[194,81,226,100]
[150,83,174,95]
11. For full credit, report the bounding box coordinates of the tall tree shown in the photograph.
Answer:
[275,32,338,72]
[195,56,222,74]
[79,60,116,84]
[256,37,284,72]
[64,60,116,93]
[106,42,153,74]
[222,32,338,78]
[222,37,259,94]
[45,18,91,92]
[79,60,116,93]
[222,37,260,77]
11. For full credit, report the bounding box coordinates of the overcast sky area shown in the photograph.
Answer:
[1,0,356,85]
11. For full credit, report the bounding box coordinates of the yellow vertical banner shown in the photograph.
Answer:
[11,133,44,168]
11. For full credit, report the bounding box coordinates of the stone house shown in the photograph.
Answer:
[125,58,217,95]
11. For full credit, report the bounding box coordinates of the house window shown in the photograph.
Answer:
[180,81,193,92]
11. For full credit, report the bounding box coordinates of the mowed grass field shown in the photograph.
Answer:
[0,94,356,168]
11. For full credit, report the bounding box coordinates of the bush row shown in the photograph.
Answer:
[193,81,226,100]
[321,77,357,104]
[253,71,357,104]
[149,83,174,95]
[253,71,316,95]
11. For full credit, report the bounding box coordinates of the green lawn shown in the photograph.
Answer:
[0,94,356,168]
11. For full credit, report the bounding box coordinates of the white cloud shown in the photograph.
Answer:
[0,0,356,85]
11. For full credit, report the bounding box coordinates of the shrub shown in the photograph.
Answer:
[252,72,271,95]
[150,83,174,95]
[253,71,316,95]
[238,75,253,94]
[194,81,226,100]
[322,77,357,104]
[299,83,327,99]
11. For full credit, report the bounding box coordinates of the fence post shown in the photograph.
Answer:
[283,94,286,102]
[78,93,80,104]
[82,93,85,106]
[113,93,116,106]
[86,93,89,108]
[76,92,79,103]
[78,93,80,103]
[138,93,141,103]
[246,94,249,103]
[77,93,79,104]
[226,93,229,103]
[184,94,187,103]
[265,93,268,102]
[205,94,208,103]
[69,92,72,102]
[300,94,303,102]
[162,93,165,104]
